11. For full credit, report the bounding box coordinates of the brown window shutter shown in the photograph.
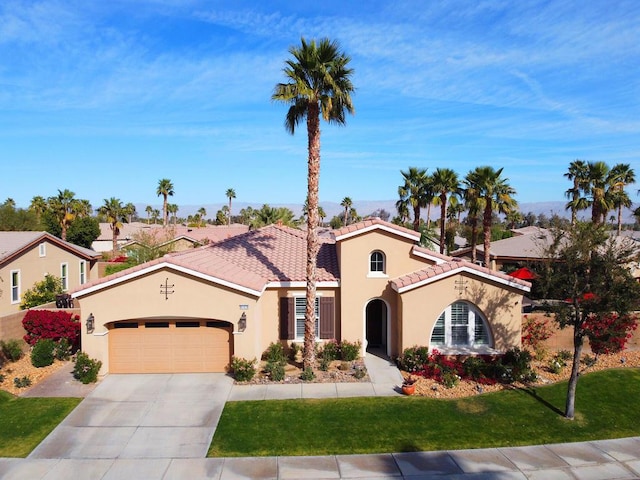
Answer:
[319,297,335,339]
[279,297,295,340]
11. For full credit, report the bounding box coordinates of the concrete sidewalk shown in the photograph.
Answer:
[1,437,640,479]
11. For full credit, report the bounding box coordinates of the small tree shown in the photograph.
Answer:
[20,274,63,309]
[540,222,640,419]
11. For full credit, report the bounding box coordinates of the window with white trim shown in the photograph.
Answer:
[369,250,386,275]
[294,297,319,340]
[10,270,20,304]
[39,243,46,257]
[79,260,86,285]
[60,263,68,291]
[430,301,491,348]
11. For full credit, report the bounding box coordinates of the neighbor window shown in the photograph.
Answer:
[369,250,386,274]
[295,297,319,340]
[60,263,68,291]
[39,243,46,257]
[79,261,86,285]
[430,301,491,348]
[10,270,20,304]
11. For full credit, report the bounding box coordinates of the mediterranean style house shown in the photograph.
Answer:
[0,231,101,318]
[73,219,530,374]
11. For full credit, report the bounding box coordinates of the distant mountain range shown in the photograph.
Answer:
[136,200,637,224]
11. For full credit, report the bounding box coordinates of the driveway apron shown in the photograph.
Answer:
[28,373,233,460]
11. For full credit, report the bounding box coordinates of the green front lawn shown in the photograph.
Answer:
[209,369,640,457]
[0,390,81,457]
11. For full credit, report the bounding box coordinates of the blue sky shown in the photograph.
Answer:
[1,0,638,212]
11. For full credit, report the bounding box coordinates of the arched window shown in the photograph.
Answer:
[369,250,385,274]
[430,301,491,348]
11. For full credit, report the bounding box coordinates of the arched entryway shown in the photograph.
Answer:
[365,299,388,355]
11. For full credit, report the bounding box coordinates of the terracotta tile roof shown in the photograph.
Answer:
[74,224,339,296]
[391,257,531,292]
[97,222,249,244]
[333,218,421,241]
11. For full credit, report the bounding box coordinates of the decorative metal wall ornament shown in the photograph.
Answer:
[160,277,175,300]
[454,278,468,296]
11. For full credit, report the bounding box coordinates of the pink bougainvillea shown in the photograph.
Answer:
[583,312,638,355]
[22,310,81,348]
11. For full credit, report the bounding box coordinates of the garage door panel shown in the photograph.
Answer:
[109,320,231,373]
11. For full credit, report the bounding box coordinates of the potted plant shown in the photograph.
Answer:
[402,376,417,395]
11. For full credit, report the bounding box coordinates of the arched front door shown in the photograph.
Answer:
[365,299,387,354]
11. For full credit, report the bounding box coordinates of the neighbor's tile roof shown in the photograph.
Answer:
[391,257,531,292]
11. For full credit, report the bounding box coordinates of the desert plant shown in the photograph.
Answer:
[501,348,533,382]
[230,356,256,382]
[396,345,431,372]
[339,340,361,361]
[300,367,316,381]
[263,342,287,366]
[320,340,339,361]
[442,371,460,388]
[265,361,285,381]
[0,339,24,362]
[318,356,330,371]
[31,339,56,367]
[72,352,102,384]
[462,356,486,380]
[54,338,72,361]
[289,342,301,361]
[13,376,32,388]
[353,366,367,380]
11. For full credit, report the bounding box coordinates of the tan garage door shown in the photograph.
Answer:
[109,320,232,373]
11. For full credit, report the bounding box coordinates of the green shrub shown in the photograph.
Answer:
[13,376,31,388]
[31,339,56,367]
[442,371,460,388]
[230,356,256,382]
[289,342,301,361]
[0,373,5,383]
[0,339,24,362]
[320,340,339,361]
[300,367,315,381]
[548,358,563,374]
[462,356,486,380]
[265,361,285,381]
[263,342,287,366]
[340,340,361,361]
[72,352,102,384]
[353,366,367,380]
[396,345,431,372]
[582,354,597,367]
[557,350,572,362]
[19,274,63,310]
[501,348,533,382]
[318,356,330,371]
[54,338,72,361]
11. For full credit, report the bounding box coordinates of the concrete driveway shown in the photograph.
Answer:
[28,373,233,460]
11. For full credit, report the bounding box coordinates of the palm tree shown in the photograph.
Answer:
[124,202,136,223]
[318,205,326,226]
[564,160,589,226]
[151,209,160,224]
[340,197,353,226]
[76,199,93,218]
[167,203,179,225]
[47,189,78,241]
[431,168,460,254]
[156,178,174,227]
[273,37,355,370]
[465,167,517,268]
[607,163,636,235]
[98,197,126,253]
[586,161,611,225]
[29,196,47,223]
[398,167,430,232]
[225,188,236,226]
[395,196,410,225]
[462,176,483,264]
[145,205,153,224]
[197,207,207,227]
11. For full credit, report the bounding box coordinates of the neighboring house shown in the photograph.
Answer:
[73,219,530,375]
[452,227,553,271]
[0,232,101,317]
[93,222,249,253]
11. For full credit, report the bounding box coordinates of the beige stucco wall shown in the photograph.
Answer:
[75,267,260,374]
[0,240,97,317]
[399,273,524,353]
[337,229,428,357]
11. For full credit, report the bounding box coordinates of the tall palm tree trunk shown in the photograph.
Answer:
[470,217,478,264]
[483,202,492,269]
[412,205,420,231]
[304,104,320,370]
[439,194,446,254]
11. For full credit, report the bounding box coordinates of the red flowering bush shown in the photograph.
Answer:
[521,315,553,358]
[22,310,81,349]
[583,313,638,355]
